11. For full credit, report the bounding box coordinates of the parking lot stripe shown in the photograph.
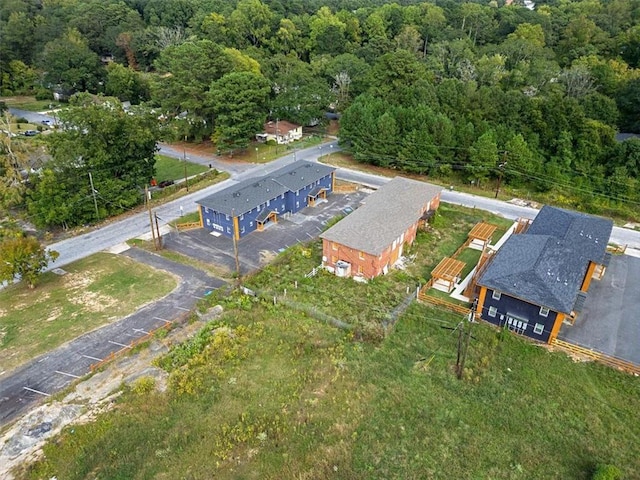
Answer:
[108,340,130,348]
[24,386,50,396]
[153,316,167,321]
[133,328,148,334]
[81,354,103,361]
[175,306,190,311]
[191,295,204,300]
[55,370,80,379]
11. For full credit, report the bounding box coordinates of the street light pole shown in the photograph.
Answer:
[183,136,189,192]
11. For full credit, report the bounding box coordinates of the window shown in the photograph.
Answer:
[357,265,363,274]
[267,199,270,206]
[359,251,365,260]
[240,214,244,220]
[205,219,211,226]
[225,214,230,221]
[488,306,497,317]
[249,221,253,227]
[539,307,549,317]
[226,227,231,234]
[204,207,209,214]
[331,256,337,263]
[241,226,245,234]
[534,323,544,335]
[492,290,501,300]
[332,242,338,251]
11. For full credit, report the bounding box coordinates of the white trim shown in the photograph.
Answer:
[488,306,497,317]
[534,323,544,335]
[539,307,550,317]
[492,290,501,300]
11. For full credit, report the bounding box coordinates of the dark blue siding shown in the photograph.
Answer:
[200,205,234,237]
[200,174,333,238]
[483,288,556,343]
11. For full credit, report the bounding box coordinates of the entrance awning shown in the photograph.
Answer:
[308,186,327,199]
[256,209,277,223]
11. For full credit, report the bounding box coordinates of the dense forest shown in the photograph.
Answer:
[2,0,640,227]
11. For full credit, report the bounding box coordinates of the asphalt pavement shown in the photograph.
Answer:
[0,248,225,427]
[558,254,640,364]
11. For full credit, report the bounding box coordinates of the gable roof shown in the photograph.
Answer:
[478,206,613,314]
[196,160,335,216]
[263,120,300,135]
[320,177,441,256]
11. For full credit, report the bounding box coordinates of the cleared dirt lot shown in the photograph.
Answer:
[559,253,640,365]
[163,190,370,276]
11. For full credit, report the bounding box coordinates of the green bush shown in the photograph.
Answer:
[592,464,623,480]
[16,117,28,123]
[131,376,156,395]
[35,88,53,101]
[266,139,277,146]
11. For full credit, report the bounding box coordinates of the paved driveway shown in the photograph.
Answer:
[558,254,640,365]
[163,191,369,276]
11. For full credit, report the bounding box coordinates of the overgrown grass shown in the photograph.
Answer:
[1,96,62,111]
[20,297,640,479]
[16,204,639,479]
[0,253,176,373]
[154,154,209,182]
[221,136,326,164]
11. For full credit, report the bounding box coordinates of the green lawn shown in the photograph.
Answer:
[1,96,62,112]
[15,205,639,479]
[0,253,177,374]
[155,154,209,182]
[457,247,483,279]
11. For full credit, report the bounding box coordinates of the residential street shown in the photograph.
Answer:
[47,140,640,270]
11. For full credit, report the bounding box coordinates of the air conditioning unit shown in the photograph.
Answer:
[335,260,351,278]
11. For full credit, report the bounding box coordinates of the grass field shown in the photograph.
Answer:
[0,96,62,112]
[0,253,177,374]
[15,206,640,479]
[154,154,209,182]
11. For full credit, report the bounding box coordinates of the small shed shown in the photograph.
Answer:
[468,222,497,250]
[431,257,465,293]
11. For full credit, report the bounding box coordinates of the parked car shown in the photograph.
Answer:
[41,119,52,125]
[23,130,39,136]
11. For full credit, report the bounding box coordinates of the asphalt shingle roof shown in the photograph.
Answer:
[196,161,335,216]
[479,206,613,314]
[319,177,442,256]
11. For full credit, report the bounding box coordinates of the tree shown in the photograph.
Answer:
[208,72,270,153]
[0,235,59,289]
[228,0,275,48]
[28,98,160,228]
[0,112,33,209]
[105,63,149,104]
[468,131,498,185]
[39,29,103,93]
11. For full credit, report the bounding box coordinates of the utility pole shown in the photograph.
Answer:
[494,151,508,199]
[183,136,189,192]
[457,298,478,380]
[145,186,158,250]
[154,212,162,250]
[88,172,99,219]
[232,208,241,285]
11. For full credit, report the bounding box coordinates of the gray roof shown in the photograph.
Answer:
[526,205,613,264]
[196,161,335,216]
[320,177,442,256]
[479,206,613,314]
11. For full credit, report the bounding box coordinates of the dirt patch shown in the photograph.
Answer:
[0,305,224,480]
[259,249,278,264]
[44,306,63,322]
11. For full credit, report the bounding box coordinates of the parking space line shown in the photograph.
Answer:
[191,295,204,300]
[24,386,50,397]
[108,340,130,348]
[55,370,80,379]
[133,328,148,334]
[81,354,103,361]
[175,306,190,311]
[153,316,167,321]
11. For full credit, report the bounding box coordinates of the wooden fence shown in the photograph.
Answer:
[417,287,471,317]
[89,316,185,373]
[551,338,640,376]
[607,244,627,255]
[333,184,359,193]
[176,221,202,231]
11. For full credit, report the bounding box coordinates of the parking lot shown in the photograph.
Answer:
[559,253,640,365]
[162,190,370,275]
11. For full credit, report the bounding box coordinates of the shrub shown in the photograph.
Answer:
[16,117,28,124]
[592,464,623,480]
[35,88,53,101]
[131,376,156,395]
